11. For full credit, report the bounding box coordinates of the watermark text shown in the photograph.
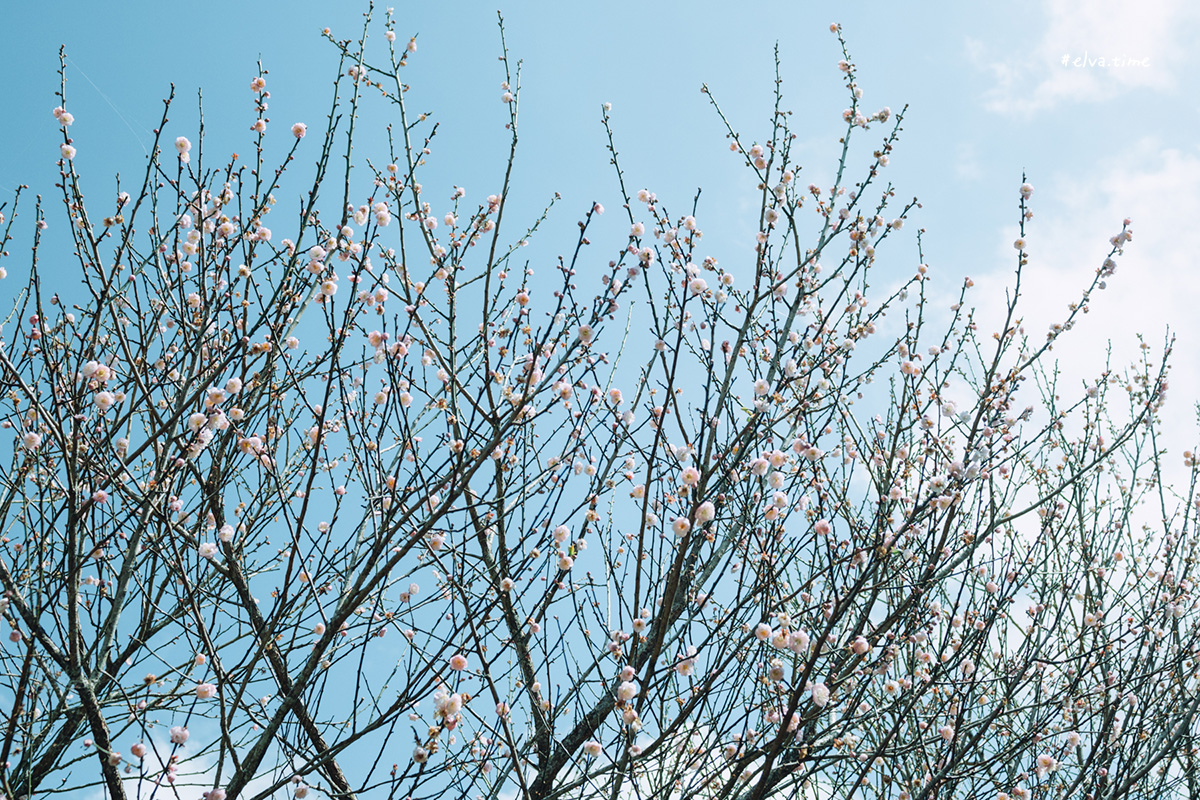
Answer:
[1061,52,1150,68]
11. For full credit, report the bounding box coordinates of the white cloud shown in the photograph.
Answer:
[967,138,1200,462]
[80,727,283,800]
[953,142,982,181]
[971,0,1199,115]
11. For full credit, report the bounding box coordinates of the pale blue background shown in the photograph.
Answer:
[4,0,1194,296]
[2,0,1198,795]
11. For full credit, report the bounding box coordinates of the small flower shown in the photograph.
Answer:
[583,740,602,757]
[169,725,189,744]
[21,431,42,451]
[251,76,266,93]
[196,682,217,699]
[449,654,469,671]
[811,682,830,707]
[198,542,219,559]
[292,122,307,139]
[60,144,77,161]
[1020,182,1034,199]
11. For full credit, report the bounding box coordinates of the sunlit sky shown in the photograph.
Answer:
[1,1,1199,794]
[2,0,1198,444]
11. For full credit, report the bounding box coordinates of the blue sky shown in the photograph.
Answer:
[2,1,1199,793]
[3,0,1197,428]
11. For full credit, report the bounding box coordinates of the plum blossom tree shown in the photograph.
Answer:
[0,6,1197,800]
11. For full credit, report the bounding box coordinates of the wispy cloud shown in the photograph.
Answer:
[968,138,1200,452]
[953,142,982,181]
[970,0,1199,115]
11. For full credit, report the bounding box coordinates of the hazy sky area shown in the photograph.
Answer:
[2,0,1198,462]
